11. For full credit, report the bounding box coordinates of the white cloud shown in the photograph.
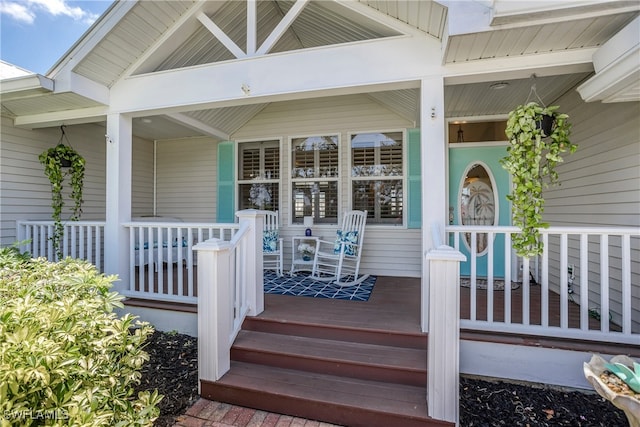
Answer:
[0,2,36,24]
[0,0,100,25]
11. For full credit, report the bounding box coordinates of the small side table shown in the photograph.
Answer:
[290,235,321,276]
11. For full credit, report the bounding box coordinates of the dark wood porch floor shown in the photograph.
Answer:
[260,275,423,334]
[128,270,636,356]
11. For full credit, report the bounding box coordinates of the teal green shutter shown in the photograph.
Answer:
[406,129,421,228]
[217,141,235,223]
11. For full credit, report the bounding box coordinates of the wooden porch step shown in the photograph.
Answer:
[200,315,437,426]
[200,361,452,427]
[232,329,427,386]
[242,316,427,349]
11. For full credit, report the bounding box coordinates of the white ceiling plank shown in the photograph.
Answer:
[257,0,309,55]
[491,0,640,27]
[128,3,206,75]
[110,35,438,115]
[14,106,108,128]
[197,12,246,59]
[165,112,230,140]
[340,0,433,38]
[48,1,137,78]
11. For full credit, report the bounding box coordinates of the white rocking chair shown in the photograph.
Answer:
[311,210,368,286]
[263,210,283,276]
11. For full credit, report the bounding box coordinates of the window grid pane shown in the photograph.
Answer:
[240,148,260,180]
[350,132,404,224]
[291,135,339,223]
[352,180,403,224]
[239,182,279,211]
[238,140,280,211]
[292,181,338,224]
[264,147,280,179]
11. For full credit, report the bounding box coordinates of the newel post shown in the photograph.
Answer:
[425,245,466,425]
[235,209,265,316]
[193,238,233,386]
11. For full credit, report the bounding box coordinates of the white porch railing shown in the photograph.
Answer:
[122,222,240,304]
[17,220,105,269]
[446,225,640,345]
[195,210,264,384]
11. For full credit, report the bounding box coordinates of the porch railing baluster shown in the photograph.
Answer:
[522,257,530,326]
[622,234,631,334]
[579,234,589,331]
[560,233,569,329]
[504,232,512,325]
[600,234,610,333]
[470,232,477,322]
[487,231,494,323]
[541,233,549,328]
[447,225,639,345]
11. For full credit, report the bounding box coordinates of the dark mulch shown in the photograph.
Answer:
[135,331,199,427]
[138,331,629,427]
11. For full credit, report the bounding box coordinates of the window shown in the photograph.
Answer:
[351,131,403,224]
[291,135,339,224]
[238,140,280,211]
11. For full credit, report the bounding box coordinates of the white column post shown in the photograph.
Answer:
[425,245,465,425]
[420,76,447,332]
[104,113,132,290]
[194,238,233,385]
[235,209,265,316]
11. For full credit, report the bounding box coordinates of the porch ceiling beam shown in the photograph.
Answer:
[14,106,108,129]
[257,0,309,55]
[247,0,256,55]
[110,36,438,115]
[54,71,109,105]
[197,12,246,59]
[442,48,596,85]
[164,113,230,140]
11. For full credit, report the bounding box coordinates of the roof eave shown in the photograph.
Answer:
[0,74,54,100]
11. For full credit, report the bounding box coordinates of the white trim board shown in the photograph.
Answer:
[460,340,618,390]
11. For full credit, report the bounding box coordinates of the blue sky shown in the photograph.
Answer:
[1,0,113,74]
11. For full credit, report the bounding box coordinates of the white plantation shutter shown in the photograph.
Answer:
[237,140,280,210]
[351,132,404,224]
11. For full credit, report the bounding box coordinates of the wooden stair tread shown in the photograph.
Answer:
[242,316,427,349]
[219,361,430,418]
[233,329,426,373]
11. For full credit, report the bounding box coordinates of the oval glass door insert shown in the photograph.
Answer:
[459,163,497,254]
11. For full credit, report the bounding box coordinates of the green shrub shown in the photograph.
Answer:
[0,248,162,426]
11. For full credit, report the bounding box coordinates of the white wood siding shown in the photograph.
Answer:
[155,137,217,222]
[233,94,421,277]
[0,117,107,246]
[132,139,154,216]
[543,91,640,331]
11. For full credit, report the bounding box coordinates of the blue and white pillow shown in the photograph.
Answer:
[333,230,359,256]
[263,230,279,253]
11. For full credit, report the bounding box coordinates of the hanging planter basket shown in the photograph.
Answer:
[39,126,85,259]
[500,100,576,258]
[536,113,556,137]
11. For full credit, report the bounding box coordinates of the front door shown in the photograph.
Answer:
[448,144,510,278]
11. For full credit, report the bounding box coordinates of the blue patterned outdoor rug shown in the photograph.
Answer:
[264,271,376,301]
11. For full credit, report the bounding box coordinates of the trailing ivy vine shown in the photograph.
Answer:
[500,102,576,258]
[39,128,85,259]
